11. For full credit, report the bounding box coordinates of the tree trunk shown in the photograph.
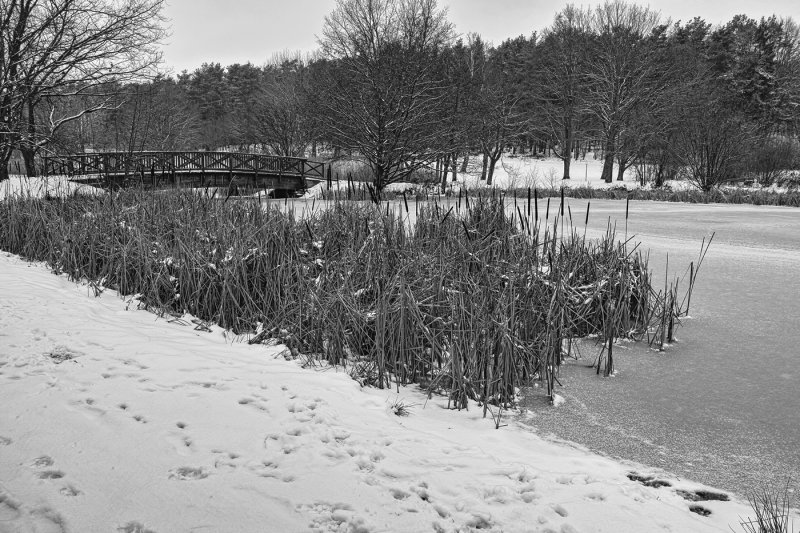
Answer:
[616,161,626,182]
[451,155,458,182]
[0,150,11,181]
[374,163,384,196]
[460,153,469,173]
[21,146,37,177]
[487,155,500,186]
[480,152,488,180]
[20,99,39,177]
[601,136,616,183]
[563,126,573,180]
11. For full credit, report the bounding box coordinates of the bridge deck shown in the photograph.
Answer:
[43,151,326,192]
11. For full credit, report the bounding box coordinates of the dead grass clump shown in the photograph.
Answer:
[739,480,796,533]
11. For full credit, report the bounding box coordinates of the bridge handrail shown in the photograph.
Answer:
[42,151,325,181]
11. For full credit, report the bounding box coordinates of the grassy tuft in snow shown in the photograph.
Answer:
[0,188,700,409]
[739,479,797,533]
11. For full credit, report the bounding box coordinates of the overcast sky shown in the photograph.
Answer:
[162,0,800,74]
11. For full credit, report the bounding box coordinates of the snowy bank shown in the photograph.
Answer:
[0,252,777,533]
[0,175,103,201]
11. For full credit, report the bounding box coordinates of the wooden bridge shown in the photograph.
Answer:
[42,151,327,195]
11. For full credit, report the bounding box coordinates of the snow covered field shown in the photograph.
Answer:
[0,250,773,532]
[0,175,102,201]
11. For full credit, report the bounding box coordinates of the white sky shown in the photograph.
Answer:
[161,0,800,74]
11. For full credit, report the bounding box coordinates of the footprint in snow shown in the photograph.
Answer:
[212,451,242,472]
[676,489,729,502]
[465,513,493,530]
[689,505,712,517]
[552,504,569,517]
[239,397,270,413]
[38,470,65,480]
[166,434,194,457]
[0,491,21,521]
[118,521,157,533]
[60,485,82,497]
[0,499,67,533]
[627,472,671,488]
[32,456,54,468]
[45,345,84,364]
[168,467,208,481]
[389,488,410,500]
[120,359,149,370]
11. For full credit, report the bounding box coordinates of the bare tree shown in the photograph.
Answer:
[0,0,165,180]
[531,6,590,180]
[474,42,526,186]
[582,1,670,183]
[239,57,313,157]
[316,0,453,194]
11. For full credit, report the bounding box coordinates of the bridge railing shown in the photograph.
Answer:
[42,151,326,181]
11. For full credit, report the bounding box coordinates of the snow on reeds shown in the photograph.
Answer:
[0,188,703,410]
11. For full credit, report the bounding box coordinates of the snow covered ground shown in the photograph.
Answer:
[0,251,774,533]
[0,175,103,201]
[307,155,800,198]
[305,156,699,199]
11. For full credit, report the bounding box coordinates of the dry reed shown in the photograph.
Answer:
[0,186,702,411]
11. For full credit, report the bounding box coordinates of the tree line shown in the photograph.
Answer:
[3,0,799,192]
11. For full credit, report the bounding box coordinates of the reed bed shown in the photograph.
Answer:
[0,188,703,415]
[313,182,800,207]
[512,186,800,206]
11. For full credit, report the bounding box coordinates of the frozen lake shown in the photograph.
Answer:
[518,199,800,502]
